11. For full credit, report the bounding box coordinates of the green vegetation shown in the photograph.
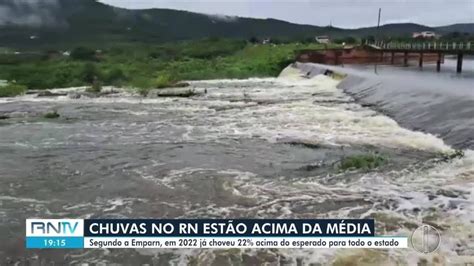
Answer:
[154,74,174,89]
[0,83,27,97]
[441,150,465,161]
[43,111,60,119]
[0,39,326,95]
[85,77,102,93]
[339,154,387,171]
[71,47,98,61]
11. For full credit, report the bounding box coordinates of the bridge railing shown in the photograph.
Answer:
[368,41,473,51]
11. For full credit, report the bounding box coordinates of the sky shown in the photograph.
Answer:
[99,0,474,28]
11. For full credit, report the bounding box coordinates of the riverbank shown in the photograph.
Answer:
[0,40,326,97]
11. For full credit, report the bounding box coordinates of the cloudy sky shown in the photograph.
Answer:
[99,0,474,28]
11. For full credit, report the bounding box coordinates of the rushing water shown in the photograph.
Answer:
[0,65,473,265]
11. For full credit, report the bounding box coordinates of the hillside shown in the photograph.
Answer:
[0,0,472,48]
[351,23,433,38]
[0,0,327,47]
[436,23,474,34]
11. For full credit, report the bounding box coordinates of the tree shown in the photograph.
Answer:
[81,63,100,84]
[104,67,126,85]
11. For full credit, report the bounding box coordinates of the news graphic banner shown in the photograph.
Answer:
[26,219,407,249]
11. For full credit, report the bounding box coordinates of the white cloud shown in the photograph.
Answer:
[0,0,60,27]
[207,14,239,22]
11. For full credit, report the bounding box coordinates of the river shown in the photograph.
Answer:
[0,61,472,265]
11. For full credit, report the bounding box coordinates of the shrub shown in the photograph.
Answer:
[0,83,27,97]
[81,63,101,84]
[1,62,87,89]
[276,58,295,74]
[149,47,180,60]
[339,154,387,171]
[48,63,86,88]
[441,150,464,161]
[86,79,102,93]
[104,67,126,85]
[154,74,173,88]
[131,76,153,89]
[137,87,150,97]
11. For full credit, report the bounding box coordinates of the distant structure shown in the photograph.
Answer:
[315,36,330,44]
[262,38,271,44]
[412,31,438,39]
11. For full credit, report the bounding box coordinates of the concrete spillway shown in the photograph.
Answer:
[288,62,474,149]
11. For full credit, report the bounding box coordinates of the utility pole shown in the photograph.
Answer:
[375,8,382,74]
[376,8,382,45]
[377,8,382,34]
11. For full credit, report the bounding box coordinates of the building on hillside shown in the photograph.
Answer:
[412,31,438,39]
[315,36,330,44]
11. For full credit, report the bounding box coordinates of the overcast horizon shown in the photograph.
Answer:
[98,0,474,28]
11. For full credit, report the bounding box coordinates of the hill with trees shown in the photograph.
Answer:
[1,0,472,48]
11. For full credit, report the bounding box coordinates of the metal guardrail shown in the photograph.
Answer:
[367,41,473,51]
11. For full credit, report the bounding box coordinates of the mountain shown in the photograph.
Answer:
[436,24,474,34]
[352,23,434,37]
[0,0,472,48]
[0,0,327,47]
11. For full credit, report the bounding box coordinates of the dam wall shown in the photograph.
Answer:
[289,62,474,149]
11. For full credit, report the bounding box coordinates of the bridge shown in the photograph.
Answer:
[368,41,474,73]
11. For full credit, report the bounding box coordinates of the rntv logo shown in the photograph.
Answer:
[26,219,84,237]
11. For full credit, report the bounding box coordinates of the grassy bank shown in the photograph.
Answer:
[0,39,325,95]
[0,83,27,97]
[339,154,387,171]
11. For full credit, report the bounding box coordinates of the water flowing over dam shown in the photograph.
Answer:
[0,64,473,264]
[294,60,474,149]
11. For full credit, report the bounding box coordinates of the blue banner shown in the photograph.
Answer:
[26,237,84,249]
[83,219,375,237]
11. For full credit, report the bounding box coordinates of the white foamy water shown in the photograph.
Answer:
[0,69,472,265]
